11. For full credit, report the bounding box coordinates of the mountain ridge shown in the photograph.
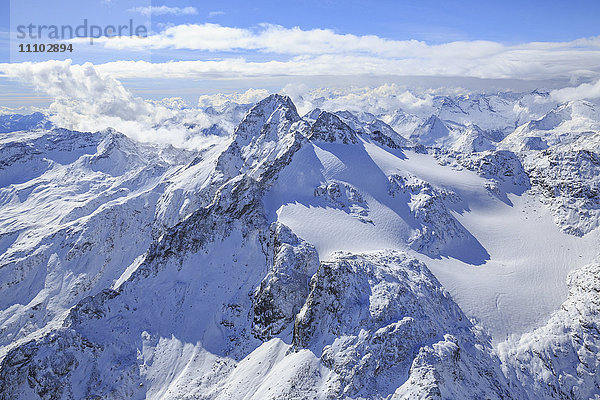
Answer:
[0,93,598,399]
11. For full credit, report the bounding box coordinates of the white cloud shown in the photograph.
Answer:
[2,59,599,152]
[0,60,225,149]
[198,88,270,108]
[192,84,436,117]
[0,59,443,144]
[208,11,225,18]
[550,80,600,103]
[280,83,435,116]
[90,23,505,57]
[129,6,198,17]
[83,49,597,82]
[65,23,600,81]
[0,105,45,115]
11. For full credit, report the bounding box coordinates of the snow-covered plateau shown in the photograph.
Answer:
[0,91,598,399]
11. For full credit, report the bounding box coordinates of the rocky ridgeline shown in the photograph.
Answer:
[0,94,598,399]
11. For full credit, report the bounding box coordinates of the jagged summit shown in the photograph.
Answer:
[232,94,301,143]
[215,94,308,178]
[411,114,450,146]
[309,110,359,144]
[303,107,322,122]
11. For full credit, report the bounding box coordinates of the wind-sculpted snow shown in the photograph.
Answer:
[0,92,598,399]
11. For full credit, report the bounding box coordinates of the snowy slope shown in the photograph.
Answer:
[264,139,599,340]
[0,93,598,399]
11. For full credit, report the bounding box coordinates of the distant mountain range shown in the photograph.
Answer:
[0,92,598,399]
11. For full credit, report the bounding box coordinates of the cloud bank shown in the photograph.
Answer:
[0,60,228,149]
[71,23,600,81]
[1,60,599,152]
[197,88,270,108]
[550,80,600,103]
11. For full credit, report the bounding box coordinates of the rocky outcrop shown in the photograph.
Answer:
[292,251,513,399]
[309,111,359,144]
[499,263,600,399]
[252,223,319,340]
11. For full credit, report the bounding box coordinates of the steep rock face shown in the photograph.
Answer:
[0,94,598,400]
[525,142,600,236]
[0,292,143,400]
[223,94,300,145]
[0,129,201,354]
[216,94,309,180]
[435,149,531,199]
[309,111,359,144]
[460,150,530,187]
[313,180,372,223]
[394,332,519,400]
[251,223,319,341]
[334,110,409,148]
[498,263,600,400]
[0,94,314,399]
[292,251,513,399]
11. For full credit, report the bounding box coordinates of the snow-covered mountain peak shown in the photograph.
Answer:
[333,110,409,148]
[501,99,600,153]
[215,95,308,179]
[233,94,300,143]
[410,114,451,146]
[309,110,359,144]
[303,107,323,122]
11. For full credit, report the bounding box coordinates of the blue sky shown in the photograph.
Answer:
[1,0,600,107]
[2,0,600,50]
[163,0,599,43]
